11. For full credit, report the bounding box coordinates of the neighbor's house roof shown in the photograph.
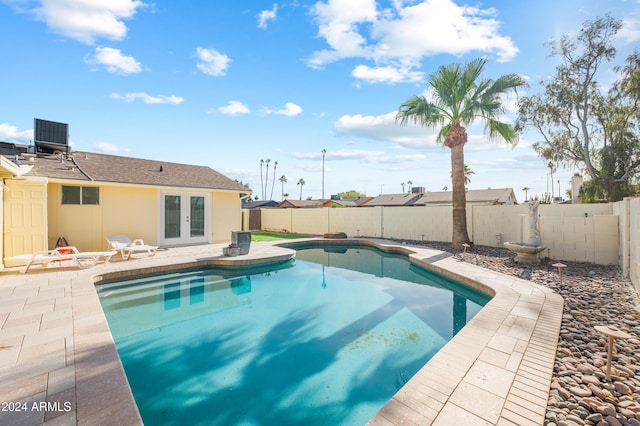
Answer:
[17,151,250,192]
[323,197,375,207]
[242,200,279,209]
[414,188,517,205]
[323,199,357,207]
[360,193,422,207]
[277,199,322,208]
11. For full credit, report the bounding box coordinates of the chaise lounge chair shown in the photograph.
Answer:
[105,235,158,260]
[5,246,117,273]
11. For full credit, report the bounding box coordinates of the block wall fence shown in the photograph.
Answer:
[245,198,640,292]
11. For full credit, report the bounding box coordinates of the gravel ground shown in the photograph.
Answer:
[397,240,640,426]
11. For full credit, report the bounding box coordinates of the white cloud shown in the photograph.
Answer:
[276,102,303,116]
[258,4,278,29]
[620,19,640,43]
[217,101,250,115]
[335,111,439,149]
[196,47,231,76]
[352,64,423,84]
[89,47,141,74]
[308,0,519,83]
[262,102,303,116]
[308,0,377,68]
[10,0,146,44]
[0,122,32,142]
[111,92,184,104]
[94,141,128,152]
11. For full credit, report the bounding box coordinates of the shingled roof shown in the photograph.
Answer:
[22,151,250,192]
[414,188,517,205]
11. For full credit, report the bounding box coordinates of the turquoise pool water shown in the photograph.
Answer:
[97,245,489,426]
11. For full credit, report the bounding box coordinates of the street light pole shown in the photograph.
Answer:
[321,148,326,200]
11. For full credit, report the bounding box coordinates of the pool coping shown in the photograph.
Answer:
[0,239,563,425]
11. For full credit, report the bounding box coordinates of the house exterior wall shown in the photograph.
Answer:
[211,191,242,243]
[47,182,158,251]
[46,182,242,251]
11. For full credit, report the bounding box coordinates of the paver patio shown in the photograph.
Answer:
[0,239,563,425]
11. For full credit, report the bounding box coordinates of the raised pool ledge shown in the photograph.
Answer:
[0,239,563,426]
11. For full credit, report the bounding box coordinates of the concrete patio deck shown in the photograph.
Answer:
[0,239,563,425]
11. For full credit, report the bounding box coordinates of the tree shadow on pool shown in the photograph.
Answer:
[117,296,438,426]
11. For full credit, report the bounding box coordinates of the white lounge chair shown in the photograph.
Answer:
[105,235,158,260]
[5,246,117,273]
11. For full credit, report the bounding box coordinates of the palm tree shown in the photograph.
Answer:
[397,58,526,248]
[279,175,287,200]
[259,159,264,200]
[297,178,306,200]
[264,159,271,200]
[442,186,448,191]
[407,180,413,193]
[464,165,474,186]
[401,182,406,192]
[522,186,530,201]
[270,161,278,200]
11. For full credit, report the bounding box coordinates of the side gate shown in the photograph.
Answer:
[248,209,262,230]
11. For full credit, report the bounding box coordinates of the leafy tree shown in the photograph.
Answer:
[338,190,366,198]
[516,15,640,202]
[397,58,526,248]
[297,178,305,200]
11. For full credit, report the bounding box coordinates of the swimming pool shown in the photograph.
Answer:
[97,245,490,425]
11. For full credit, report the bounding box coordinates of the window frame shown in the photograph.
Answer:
[61,185,100,205]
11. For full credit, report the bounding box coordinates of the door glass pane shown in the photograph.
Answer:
[190,196,205,237]
[165,195,181,239]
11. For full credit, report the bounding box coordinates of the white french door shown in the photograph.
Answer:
[160,192,210,246]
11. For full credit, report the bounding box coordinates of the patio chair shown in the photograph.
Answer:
[105,235,158,260]
[5,246,117,273]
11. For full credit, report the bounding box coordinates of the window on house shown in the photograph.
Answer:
[62,186,99,205]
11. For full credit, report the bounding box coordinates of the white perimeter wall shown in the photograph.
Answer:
[628,198,640,291]
[257,198,640,291]
[260,203,621,266]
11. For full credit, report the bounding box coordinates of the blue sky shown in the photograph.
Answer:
[1,0,639,202]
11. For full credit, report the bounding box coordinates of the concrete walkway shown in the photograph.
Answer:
[0,240,563,425]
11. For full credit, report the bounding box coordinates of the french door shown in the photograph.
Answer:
[160,192,210,245]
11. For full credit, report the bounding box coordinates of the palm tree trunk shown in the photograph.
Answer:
[450,143,471,248]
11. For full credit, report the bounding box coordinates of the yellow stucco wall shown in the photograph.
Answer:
[47,183,158,251]
[46,182,242,251]
[212,191,242,243]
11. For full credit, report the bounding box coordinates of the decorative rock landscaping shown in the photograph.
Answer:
[401,240,640,426]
